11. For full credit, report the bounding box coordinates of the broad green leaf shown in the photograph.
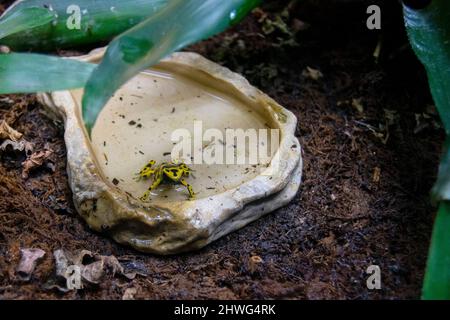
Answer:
[403,0,450,300]
[0,53,95,94]
[0,7,55,39]
[422,201,450,300]
[0,0,168,51]
[82,0,260,133]
[404,0,450,134]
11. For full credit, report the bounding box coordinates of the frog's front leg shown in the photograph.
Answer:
[135,160,156,180]
[140,168,156,179]
[180,178,195,199]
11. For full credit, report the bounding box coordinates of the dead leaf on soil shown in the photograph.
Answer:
[372,167,381,183]
[354,120,389,144]
[248,255,264,274]
[255,7,299,47]
[302,66,323,81]
[0,139,33,154]
[351,98,364,113]
[0,97,14,105]
[52,249,138,291]
[0,120,22,141]
[21,148,54,179]
[16,248,46,281]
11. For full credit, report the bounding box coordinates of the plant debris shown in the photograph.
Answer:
[351,98,364,114]
[0,138,33,154]
[302,66,323,81]
[248,255,263,274]
[373,167,381,183]
[52,249,137,291]
[0,120,22,141]
[255,4,300,47]
[21,147,54,179]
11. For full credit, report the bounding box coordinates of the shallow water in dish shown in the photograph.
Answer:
[72,68,277,203]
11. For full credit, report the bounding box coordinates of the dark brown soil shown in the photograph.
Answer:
[0,0,443,299]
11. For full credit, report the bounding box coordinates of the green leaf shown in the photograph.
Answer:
[432,137,450,201]
[403,0,450,134]
[403,0,450,299]
[0,7,55,39]
[82,0,260,133]
[0,53,95,94]
[422,201,450,300]
[0,0,169,51]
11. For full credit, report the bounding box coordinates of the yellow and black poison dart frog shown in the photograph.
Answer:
[136,160,195,201]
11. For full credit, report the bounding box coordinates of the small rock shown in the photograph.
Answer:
[122,287,138,300]
[17,248,46,281]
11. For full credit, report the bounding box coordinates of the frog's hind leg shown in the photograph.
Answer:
[178,164,193,179]
[180,179,195,199]
[140,170,163,201]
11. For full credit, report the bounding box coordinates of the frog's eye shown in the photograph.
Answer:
[403,0,432,10]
